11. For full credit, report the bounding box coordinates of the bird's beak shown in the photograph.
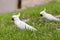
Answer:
[12,18,14,21]
[40,14,43,16]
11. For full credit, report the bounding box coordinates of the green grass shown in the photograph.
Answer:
[0,1,60,40]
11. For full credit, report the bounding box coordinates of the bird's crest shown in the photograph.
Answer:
[17,12,20,17]
[43,8,46,11]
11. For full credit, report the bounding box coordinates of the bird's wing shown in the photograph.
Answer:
[20,21,37,31]
[47,14,57,19]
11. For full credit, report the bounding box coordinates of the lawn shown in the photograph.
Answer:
[0,1,60,40]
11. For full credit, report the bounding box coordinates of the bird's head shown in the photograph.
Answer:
[40,8,46,16]
[12,12,20,21]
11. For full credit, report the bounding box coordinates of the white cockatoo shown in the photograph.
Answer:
[40,8,60,21]
[12,13,37,31]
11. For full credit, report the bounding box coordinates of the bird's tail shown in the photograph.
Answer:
[55,18,60,21]
[26,24,37,31]
[28,26,37,31]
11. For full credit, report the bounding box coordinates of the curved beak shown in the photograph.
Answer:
[40,14,43,16]
[12,18,14,21]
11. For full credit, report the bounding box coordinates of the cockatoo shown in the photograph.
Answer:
[40,8,60,21]
[12,13,37,31]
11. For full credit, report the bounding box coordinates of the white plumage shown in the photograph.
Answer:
[12,13,37,31]
[40,8,60,21]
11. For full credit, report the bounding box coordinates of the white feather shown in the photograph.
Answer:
[12,14,37,31]
[40,9,60,21]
